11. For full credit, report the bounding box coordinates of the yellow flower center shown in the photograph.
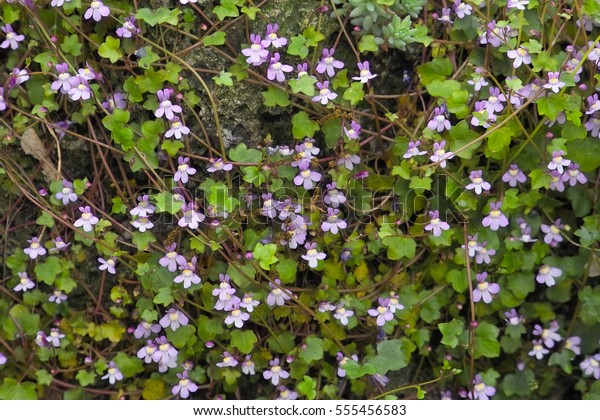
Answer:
[490,210,501,218]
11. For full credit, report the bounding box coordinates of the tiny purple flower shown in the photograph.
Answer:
[84,1,110,22]
[580,354,600,379]
[561,163,587,186]
[533,321,562,348]
[467,68,488,92]
[165,117,190,139]
[116,16,140,38]
[544,72,566,93]
[46,328,65,347]
[482,201,509,231]
[74,206,99,232]
[178,202,205,229]
[173,257,202,289]
[49,290,67,304]
[55,180,78,205]
[336,352,359,378]
[344,120,361,139]
[159,308,189,331]
[316,48,344,77]
[302,242,326,268]
[368,297,394,326]
[242,34,269,66]
[216,351,238,368]
[321,208,347,234]
[462,235,481,258]
[239,293,260,313]
[504,309,524,325]
[1,24,25,50]
[427,107,451,132]
[333,304,354,326]
[536,265,562,286]
[470,374,496,400]
[472,272,500,303]
[98,257,117,274]
[424,210,450,237]
[263,358,289,385]
[475,242,496,265]
[133,321,161,339]
[547,151,571,174]
[101,361,123,384]
[14,272,35,292]
[540,219,564,246]
[294,168,322,190]
[453,0,473,19]
[262,23,287,48]
[507,46,532,68]
[430,141,454,168]
[324,183,346,208]
[155,88,182,120]
[24,237,47,259]
[502,164,526,187]
[277,386,298,400]
[565,336,582,356]
[241,355,255,375]
[266,279,291,307]
[224,306,250,328]
[337,153,361,170]
[352,61,377,83]
[153,336,179,370]
[403,141,427,159]
[172,371,198,399]
[137,340,158,363]
[466,170,491,195]
[528,339,549,360]
[261,193,280,218]
[267,53,293,82]
[159,242,186,272]
[312,81,337,105]
[67,77,92,101]
[207,158,233,173]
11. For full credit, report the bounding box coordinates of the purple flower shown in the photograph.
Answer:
[50,236,70,252]
[549,170,566,192]
[116,16,140,38]
[173,257,201,289]
[368,297,394,326]
[155,88,182,120]
[585,117,600,138]
[324,183,346,208]
[544,72,565,93]
[547,151,571,174]
[507,0,529,9]
[536,265,562,286]
[430,141,453,168]
[302,242,326,268]
[321,208,347,234]
[453,0,473,18]
[533,321,562,348]
[130,195,155,218]
[586,93,600,115]
[466,170,491,195]
[213,274,238,309]
[528,340,549,360]
[207,158,233,173]
[225,306,250,328]
[427,107,451,132]
[8,68,29,89]
[467,68,488,92]
[277,199,301,221]
[267,53,293,82]
[316,48,344,77]
[51,0,71,6]
[35,331,48,348]
[403,141,427,158]
[388,293,404,313]
[84,1,110,22]
[483,87,506,114]
[475,242,496,264]
[294,168,322,190]
[437,8,453,24]
[159,308,189,331]
[0,88,6,112]
[49,290,67,304]
[482,201,509,231]
[133,321,161,339]
[74,206,100,232]
[137,340,158,363]
[0,353,6,365]
[337,153,361,170]
[172,371,198,399]
[153,336,179,371]
[241,356,255,375]
[277,386,298,400]
[46,328,65,347]
[261,193,280,218]
[479,20,509,48]
[178,202,205,229]
[580,354,600,379]
[344,120,361,139]
[424,210,450,237]
[165,117,190,139]
[1,24,25,50]
[14,272,35,292]
[67,77,92,101]
[561,163,587,186]
[174,157,196,184]
[507,46,532,68]
[266,279,291,307]
[101,361,123,385]
[263,358,289,385]
[441,390,452,400]
[504,309,524,325]
[336,353,359,377]
[239,293,260,313]
[242,34,269,66]
[502,164,526,187]
[24,237,47,259]
[98,257,117,274]
[131,215,153,232]
[333,304,354,326]
[312,81,337,105]
[470,374,495,400]
[352,61,377,83]
[55,180,78,205]
[216,351,238,368]
[159,242,186,272]
[262,23,287,48]
[565,336,582,355]
[462,235,481,257]
[472,272,499,303]
[540,219,563,246]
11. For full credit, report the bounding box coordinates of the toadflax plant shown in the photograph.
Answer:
[0,0,599,402]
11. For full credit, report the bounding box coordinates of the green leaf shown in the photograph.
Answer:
[583,381,600,400]
[241,6,260,19]
[154,191,183,215]
[439,318,465,348]
[35,256,62,286]
[274,258,298,284]
[98,36,122,64]
[343,82,365,105]
[230,330,258,354]
[299,336,324,363]
[474,322,500,358]
[425,80,462,100]
[253,243,279,270]
[242,166,266,187]
[135,8,181,26]
[76,370,97,387]
[36,211,55,228]
[340,360,377,379]
[0,379,37,400]
[548,351,573,374]
[229,143,262,163]
[113,352,144,378]
[153,287,174,306]
[203,31,226,46]
[137,47,161,69]
[4,304,40,337]
[417,58,453,85]
[61,34,82,57]
[132,231,156,251]
[370,338,415,375]
[166,325,197,348]
[111,197,127,215]
[267,331,296,353]
[297,376,317,400]
[227,263,256,289]
[262,86,290,107]
[102,110,134,151]
[143,379,167,400]
[161,140,184,157]
[213,70,234,86]
[213,0,240,20]
[579,285,600,325]
[382,236,416,260]
[303,27,325,47]
[35,370,53,386]
[358,34,379,53]
[291,111,319,139]
[287,35,309,58]
[568,138,600,171]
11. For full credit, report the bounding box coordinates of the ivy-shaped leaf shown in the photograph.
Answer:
[98,36,121,63]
